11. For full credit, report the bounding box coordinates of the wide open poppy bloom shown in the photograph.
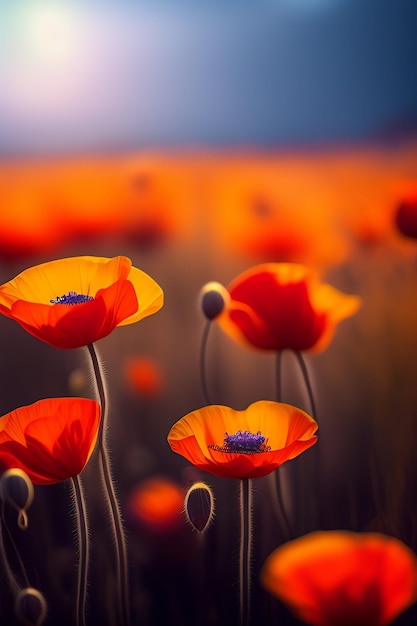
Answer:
[213,263,361,352]
[0,255,163,349]
[260,530,417,626]
[0,398,101,485]
[167,400,318,479]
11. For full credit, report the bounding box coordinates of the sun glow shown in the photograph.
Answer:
[18,2,79,64]
[3,2,89,116]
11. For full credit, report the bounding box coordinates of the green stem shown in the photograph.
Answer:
[86,343,130,626]
[239,478,252,626]
[70,475,89,626]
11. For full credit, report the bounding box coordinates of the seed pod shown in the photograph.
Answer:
[184,482,215,533]
[14,587,47,626]
[0,469,34,529]
[199,282,229,320]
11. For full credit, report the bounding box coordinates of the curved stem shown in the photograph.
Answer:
[269,351,293,538]
[275,349,282,403]
[200,320,212,405]
[294,350,319,529]
[86,343,130,626]
[70,475,89,626]
[0,513,21,596]
[239,478,252,626]
[1,501,31,590]
[294,351,317,422]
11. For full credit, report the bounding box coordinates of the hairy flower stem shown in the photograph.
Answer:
[239,478,253,626]
[294,351,317,421]
[0,514,21,596]
[1,500,31,589]
[294,350,319,528]
[87,343,130,626]
[70,475,89,626]
[200,319,213,405]
[269,351,293,539]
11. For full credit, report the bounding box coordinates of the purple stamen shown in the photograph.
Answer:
[209,430,270,455]
[50,291,94,305]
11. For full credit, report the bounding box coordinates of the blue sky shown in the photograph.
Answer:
[1,0,416,155]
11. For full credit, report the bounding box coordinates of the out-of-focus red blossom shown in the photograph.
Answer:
[124,357,162,396]
[214,263,361,353]
[127,477,184,532]
[0,156,198,258]
[0,255,163,349]
[207,159,349,269]
[395,195,417,240]
[260,530,417,626]
[0,398,101,485]
[168,400,318,479]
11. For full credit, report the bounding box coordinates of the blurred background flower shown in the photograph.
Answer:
[261,531,417,626]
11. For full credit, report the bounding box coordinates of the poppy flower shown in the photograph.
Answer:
[127,477,184,533]
[260,530,417,626]
[124,356,163,396]
[167,400,318,479]
[395,194,417,240]
[213,263,361,353]
[0,255,163,349]
[207,159,350,269]
[0,398,101,485]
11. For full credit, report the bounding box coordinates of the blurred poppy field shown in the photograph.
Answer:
[1,1,417,626]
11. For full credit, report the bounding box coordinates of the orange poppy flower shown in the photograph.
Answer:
[214,263,361,352]
[0,255,164,349]
[0,398,101,485]
[260,531,417,626]
[167,400,318,479]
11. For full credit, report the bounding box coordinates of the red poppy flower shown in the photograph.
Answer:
[214,263,361,352]
[260,531,417,626]
[167,400,318,479]
[395,194,417,240]
[127,477,184,533]
[0,398,101,485]
[0,255,163,349]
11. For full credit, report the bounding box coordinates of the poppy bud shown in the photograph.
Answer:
[0,469,34,530]
[395,197,417,239]
[184,482,215,533]
[14,587,47,626]
[199,282,230,320]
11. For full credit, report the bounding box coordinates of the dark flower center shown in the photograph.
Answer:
[209,430,270,455]
[50,291,94,305]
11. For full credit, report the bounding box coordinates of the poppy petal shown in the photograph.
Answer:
[0,255,163,349]
[215,263,361,353]
[9,279,138,349]
[118,265,164,325]
[0,256,132,308]
[260,531,417,626]
[0,398,100,484]
[168,401,318,480]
